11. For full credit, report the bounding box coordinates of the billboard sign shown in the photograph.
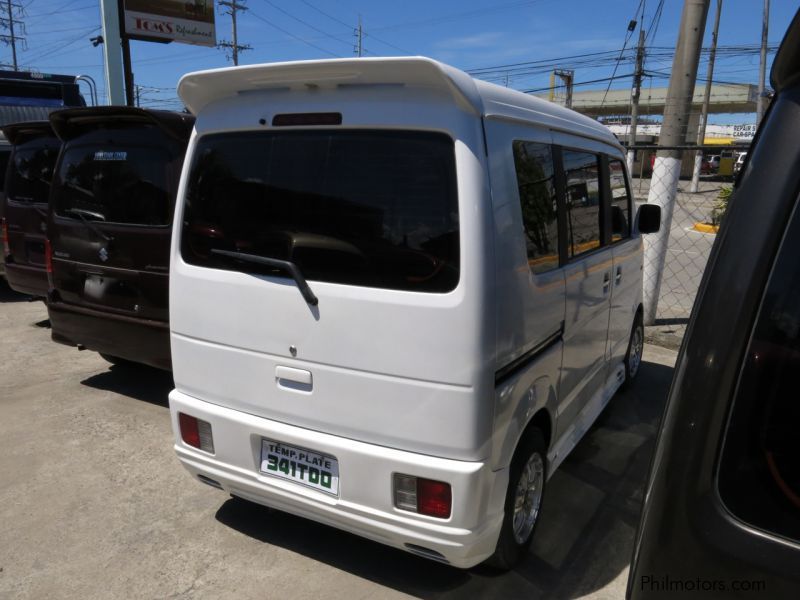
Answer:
[123,0,216,47]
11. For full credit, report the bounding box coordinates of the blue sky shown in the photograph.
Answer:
[6,0,798,123]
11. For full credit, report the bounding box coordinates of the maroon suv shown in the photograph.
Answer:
[46,107,193,370]
[1,121,60,297]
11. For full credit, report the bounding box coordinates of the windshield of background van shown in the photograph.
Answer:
[53,143,170,226]
[182,130,460,293]
[6,137,59,204]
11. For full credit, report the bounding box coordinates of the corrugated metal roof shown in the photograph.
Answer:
[0,105,55,128]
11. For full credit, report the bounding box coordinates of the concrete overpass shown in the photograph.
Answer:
[537,83,759,117]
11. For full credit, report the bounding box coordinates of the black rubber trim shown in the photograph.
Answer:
[495,324,564,385]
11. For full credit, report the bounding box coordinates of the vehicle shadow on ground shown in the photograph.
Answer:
[215,357,675,599]
[80,364,173,408]
[0,278,33,303]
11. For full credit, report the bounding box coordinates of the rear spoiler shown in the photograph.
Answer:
[177,56,484,116]
[49,106,195,143]
[1,120,55,145]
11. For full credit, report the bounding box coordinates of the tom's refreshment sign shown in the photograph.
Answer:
[123,0,216,47]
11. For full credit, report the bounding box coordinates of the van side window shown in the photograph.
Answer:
[512,141,559,273]
[608,159,631,241]
[717,204,800,543]
[562,150,602,258]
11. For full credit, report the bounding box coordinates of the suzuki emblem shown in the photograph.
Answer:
[99,247,108,262]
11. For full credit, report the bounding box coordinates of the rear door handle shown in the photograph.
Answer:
[276,366,313,392]
[615,266,622,284]
[603,272,611,294]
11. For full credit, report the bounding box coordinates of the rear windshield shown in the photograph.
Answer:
[53,144,171,226]
[6,137,59,204]
[181,130,460,293]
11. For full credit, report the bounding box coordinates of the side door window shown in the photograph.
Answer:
[563,150,603,258]
[717,202,800,543]
[608,158,631,242]
[512,141,559,274]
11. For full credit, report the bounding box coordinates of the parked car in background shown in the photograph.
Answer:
[627,9,800,599]
[46,107,193,370]
[706,154,721,172]
[0,134,10,278]
[733,151,747,175]
[168,57,661,570]
[0,121,59,297]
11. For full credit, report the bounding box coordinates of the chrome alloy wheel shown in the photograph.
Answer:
[629,323,644,378]
[512,452,545,544]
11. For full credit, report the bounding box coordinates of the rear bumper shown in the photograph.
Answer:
[48,299,171,370]
[170,389,507,568]
[3,261,47,297]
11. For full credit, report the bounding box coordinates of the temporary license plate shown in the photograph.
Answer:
[259,439,340,496]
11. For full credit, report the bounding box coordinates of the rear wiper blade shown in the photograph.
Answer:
[65,208,113,243]
[211,249,319,306]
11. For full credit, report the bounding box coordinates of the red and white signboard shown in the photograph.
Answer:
[123,0,216,47]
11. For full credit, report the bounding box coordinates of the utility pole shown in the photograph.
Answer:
[99,0,125,105]
[549,69,574,108]
[1,0,25,70]
[756,0,770,126]
[627,26,646,176]
[354,15,363,57]
[135,84,140,107]
[218,0,251,66]
[690,0,722,193]
[554,69,574,109]
[643,0,710,325]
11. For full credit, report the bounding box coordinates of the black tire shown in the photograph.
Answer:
[486,428,547,571]
[621,312,644,391]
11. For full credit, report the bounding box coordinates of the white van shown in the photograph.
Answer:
[168,57,661,570]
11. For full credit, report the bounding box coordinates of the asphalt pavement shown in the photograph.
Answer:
[0,279,678,600]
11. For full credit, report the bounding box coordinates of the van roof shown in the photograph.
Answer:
[1,120,54,145]
[178,56,619,147]
[49,106,194,143]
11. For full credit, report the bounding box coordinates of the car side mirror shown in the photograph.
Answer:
[638,204,661,234]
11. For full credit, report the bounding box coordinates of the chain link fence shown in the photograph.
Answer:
[630,145,739,346]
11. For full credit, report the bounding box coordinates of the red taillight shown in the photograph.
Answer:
[1,218,9,256]
[417,478,452,519]
[394,474,452,519]
[178,412,214,453]
[179,413,200,447]
[44,238,53,273]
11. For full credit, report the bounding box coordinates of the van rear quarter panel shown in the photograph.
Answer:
[170,86,497,461]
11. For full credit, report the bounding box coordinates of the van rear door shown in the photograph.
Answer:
[172,127,490,459]
[49,128,180,321]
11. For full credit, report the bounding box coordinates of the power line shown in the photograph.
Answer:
[24,0,94,19]
[260,0,351,49]
[249,8,340,57]
[298,0,414,55]
[522,73,635,94]
[370,0,547,33]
